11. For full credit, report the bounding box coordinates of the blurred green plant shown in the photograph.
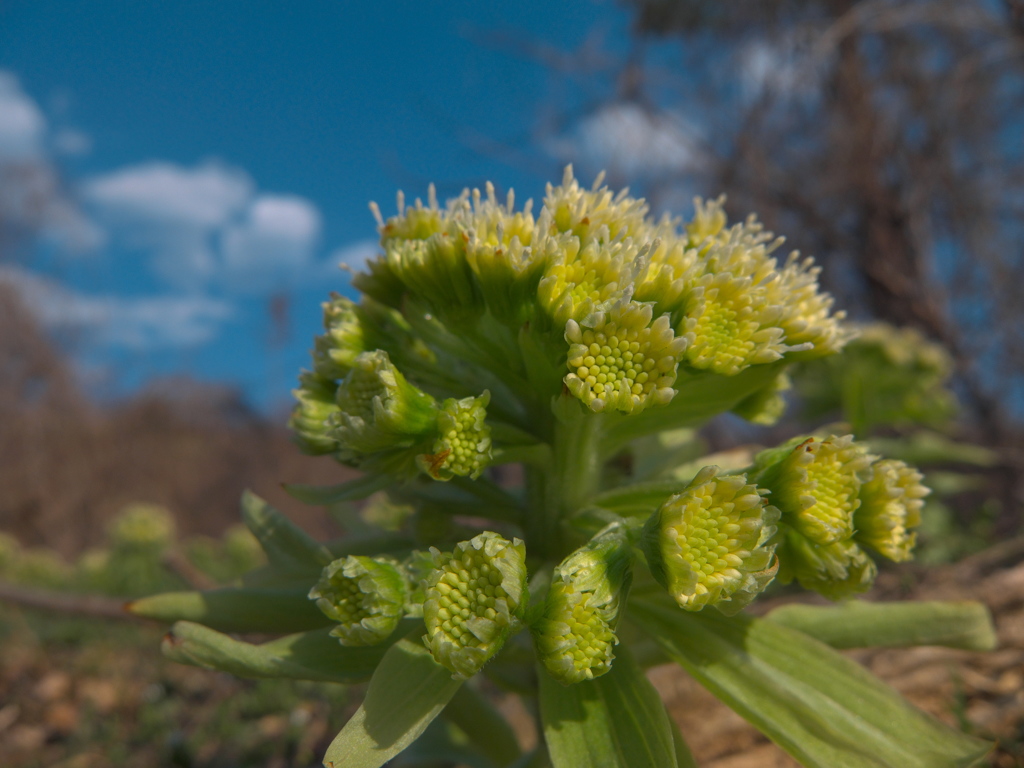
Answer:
[790,322,1001,565]
[0,504,265,598]
[793,322,958,435]
[131,173,995,768]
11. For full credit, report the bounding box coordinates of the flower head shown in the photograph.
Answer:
[680,272,787,375]
[109,504,176,550]
[732,372,792,425]
[565,302,686,413]
[537,235,646,326]
[755,436,875,545]
[641,467,779,612]
[544,166,650,245]
[422,532,528,678]
[417,392,493,480]
[290,372,342,456]
[855,459,929,562]
[534,524,633,683]
[330,350,438,460]
[765,253,852,359]
[777,528,877,600]
[309,556,407,646]
[685,195,728,247]
[385,232,484,324]
[465,234,547,327]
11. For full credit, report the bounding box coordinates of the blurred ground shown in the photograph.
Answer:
[0,538,1021,768]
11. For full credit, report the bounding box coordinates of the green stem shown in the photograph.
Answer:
[525,395,603,561]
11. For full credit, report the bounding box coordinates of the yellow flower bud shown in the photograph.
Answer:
[855,459,929,562]
[534,524,632,683]
[417,392,493,481]
[755,436,875,545]
[544,165,650,245]
[564,302,686,413]
[423,532,528,678]
[641,467,779,612]
[309,556,407,646]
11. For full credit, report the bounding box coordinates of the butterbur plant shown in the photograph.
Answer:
[132,169,997,768]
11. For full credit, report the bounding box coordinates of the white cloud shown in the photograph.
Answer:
[52,128,92,156]
[0,265,232,348]
[0,71,102,256]
[84,161,254,289]
[738,36,826,103]
[221,194,322,291]
[548,103,704,181]
[84,162,334,293]
[0,72,47,160]
[85,161,253,228]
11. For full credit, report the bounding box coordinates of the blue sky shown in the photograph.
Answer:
[1,1,679,411]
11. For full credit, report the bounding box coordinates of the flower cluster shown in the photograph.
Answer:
[291,168,850,483]
[282,171,930,680]
[751,436,927,598]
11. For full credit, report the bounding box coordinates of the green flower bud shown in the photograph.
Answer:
[312,294,368,381]
[732,372,792,426]
[754,436,875,546]
[685,195,728,247]
[537,235,647,327]
[316,295,436,381]
[680,272,788,375]
[534,524,633,683]
[564,301,686,414]
[423,532,528,678]
[641,467,779,613]
[331,350,438,456]
[855,459,929,562]
[309,556,407,646]
[109,504,176,551]
[289,371,341,456]
[544,165,650,245]
[385,230,484,324]
[777,527,877,600]
[765,252,852,360]
[417,392,492,480]
[465,234,547,327]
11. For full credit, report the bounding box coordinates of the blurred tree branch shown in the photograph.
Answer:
[516,0,1024,529]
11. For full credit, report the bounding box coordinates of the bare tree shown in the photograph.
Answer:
[537,0,1024,527]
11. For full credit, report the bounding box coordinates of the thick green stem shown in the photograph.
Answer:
[525,396,603,561]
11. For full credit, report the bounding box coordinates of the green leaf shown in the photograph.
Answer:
[127,586,332,633]
[162,620,401,683]
[766,600,997,651]
[867,433,998,468]
[394,476,524,524]
[241,490,333,578]
[601,363,785,457]
[323,633,464,768]
[283,472,394,505]
[589,480,689,517]
[444,683,522,767]
[538,645,678,768]
[630,595,992,768]
[668,717,698,768]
